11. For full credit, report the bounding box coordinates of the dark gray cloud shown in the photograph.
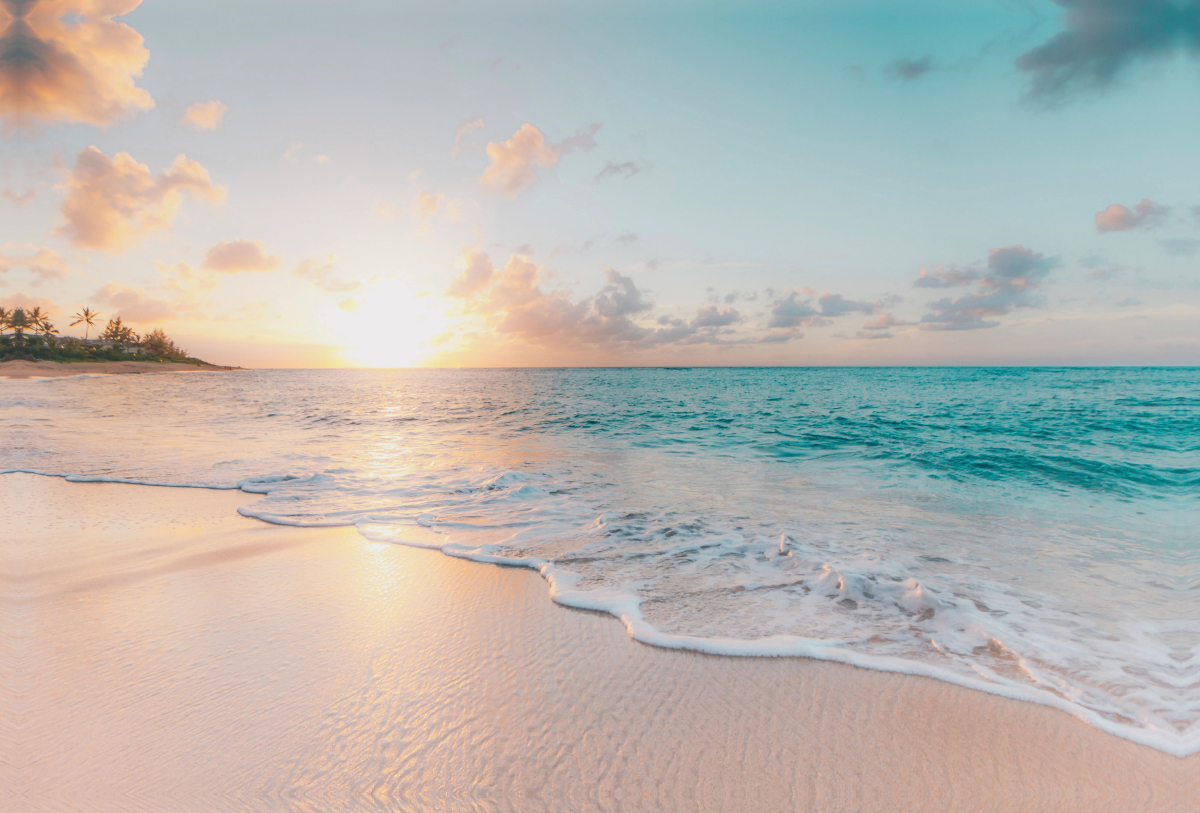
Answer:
[1017,0,1200,100]
[886,55,936,81]
[921,245,1059,330]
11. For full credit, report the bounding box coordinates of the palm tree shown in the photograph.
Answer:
[71,307,100,340]
[7,307,30,347]
[27,307,49,330]
[37,318,59,348]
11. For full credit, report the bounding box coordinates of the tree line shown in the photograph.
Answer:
[0,306,190,360]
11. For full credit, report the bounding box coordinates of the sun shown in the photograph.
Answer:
[331,279,451,368]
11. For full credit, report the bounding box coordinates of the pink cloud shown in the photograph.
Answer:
[180,99,227,131]
[1095,198,1168,233]
[55,146,225,253]
[90,281,176,323]
[445,248,776,353]
[202,239,280,273]
[0,291,60,315]
[480,122,601,196]
[0,244,71,283]
[0,0,154,131]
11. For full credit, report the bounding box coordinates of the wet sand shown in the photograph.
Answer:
[1,473,1193,812]
[0,360,233,379]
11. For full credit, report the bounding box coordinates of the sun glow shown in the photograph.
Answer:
[331,279,451,368]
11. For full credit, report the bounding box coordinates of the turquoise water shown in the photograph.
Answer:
[3,367,1197,753]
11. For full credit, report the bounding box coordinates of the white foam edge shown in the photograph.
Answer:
[6,471,1196,758]
[355,522,1200,759]
[3,469,242,490]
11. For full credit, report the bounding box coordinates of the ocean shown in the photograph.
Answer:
[3,367,1196,755]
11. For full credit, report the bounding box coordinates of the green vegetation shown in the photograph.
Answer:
[0,308,210,365]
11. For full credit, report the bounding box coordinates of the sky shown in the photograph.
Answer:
[1,0,1198,368]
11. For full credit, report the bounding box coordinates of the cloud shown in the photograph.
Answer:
[54,146,224,253]
[1095,198,1169,232]
[616,231,638,246]
[0,291,59,315]
[886,55,935,81]
[157,260,217,293]
[180,99,227,131]
[1114,296,1142,307]
[1159,237,1200,256]
[91,281,175,323]
[293,254,361,292]
[914,265,980,287]
[691,305,741,327]
[855,330,893,340]
[595,160,644,182]
[0,244,70,283]
[1016,0,1200,100]
[480,122,601,196]
[3,186,34,205]
[818,292,876,317]
[451,117,485,155]
[338,298,359,312]
[416,191,442,220]
[860,312,912,331]
[416,191,460,227]
[201,239,280,273]
[767,291,819,329]
[921,245,1058,330]
[0,0,153,131]
[445,248,773,351]
[283,142,304,162]
[446,248,497,298]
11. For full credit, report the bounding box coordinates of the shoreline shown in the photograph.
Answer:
[3,473,1194,811]
[0,359,238,379]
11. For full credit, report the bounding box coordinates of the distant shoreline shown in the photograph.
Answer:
[0,359,240,379]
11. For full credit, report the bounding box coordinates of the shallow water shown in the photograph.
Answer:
[3,367,1197,754]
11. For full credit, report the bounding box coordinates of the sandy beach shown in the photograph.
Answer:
[0,360,234,379]
[0,472,1193,812]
